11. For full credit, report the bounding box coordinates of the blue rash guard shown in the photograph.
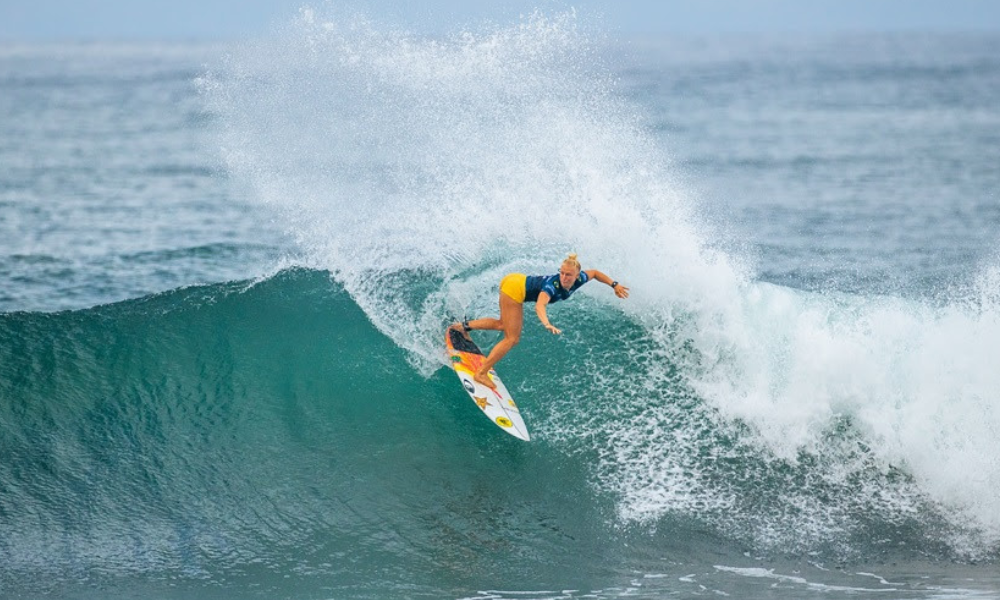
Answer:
[524,271,590,304]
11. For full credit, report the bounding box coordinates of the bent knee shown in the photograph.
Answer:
[506,332,521,345]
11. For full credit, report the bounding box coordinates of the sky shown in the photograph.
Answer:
[1,0,999,41]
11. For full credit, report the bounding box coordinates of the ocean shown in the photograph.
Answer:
[2,7,999,599]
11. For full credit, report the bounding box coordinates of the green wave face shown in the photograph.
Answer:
[0,269,641,595]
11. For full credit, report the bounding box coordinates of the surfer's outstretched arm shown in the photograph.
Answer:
[584,269,629,298]
[535,293,561,334]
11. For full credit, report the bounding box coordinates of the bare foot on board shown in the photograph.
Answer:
[474,370,496,390]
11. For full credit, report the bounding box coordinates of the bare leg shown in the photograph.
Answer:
[464,317,503,331]
[449,317,502,342]
[474,293,523,389]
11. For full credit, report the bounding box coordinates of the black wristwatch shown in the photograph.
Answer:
[611,281,619,289]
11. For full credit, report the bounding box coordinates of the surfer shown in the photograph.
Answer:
[453,253,629,390]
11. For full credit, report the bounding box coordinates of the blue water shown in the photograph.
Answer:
[2,9,999,599]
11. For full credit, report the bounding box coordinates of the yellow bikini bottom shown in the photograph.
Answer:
[499,273,527,304]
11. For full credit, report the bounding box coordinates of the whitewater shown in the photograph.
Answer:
[2,6,999,599]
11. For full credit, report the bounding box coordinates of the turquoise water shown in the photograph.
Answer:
[2,9,1000,599]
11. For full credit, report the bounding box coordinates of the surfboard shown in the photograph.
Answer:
[445,327,530,441]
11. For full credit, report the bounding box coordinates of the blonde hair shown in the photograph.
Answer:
[562,252,581,273]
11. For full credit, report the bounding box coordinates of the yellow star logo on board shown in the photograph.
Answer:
[474,396,490,409]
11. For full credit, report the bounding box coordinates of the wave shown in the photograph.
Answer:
[1,267,998,591]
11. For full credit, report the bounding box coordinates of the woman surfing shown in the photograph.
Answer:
[452,253,629,390]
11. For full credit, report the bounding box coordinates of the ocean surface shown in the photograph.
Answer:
[2,8,1000,599]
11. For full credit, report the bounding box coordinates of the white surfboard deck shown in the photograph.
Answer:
[445,327,529,441]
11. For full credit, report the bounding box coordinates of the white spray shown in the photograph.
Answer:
[203,6,1000,556]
